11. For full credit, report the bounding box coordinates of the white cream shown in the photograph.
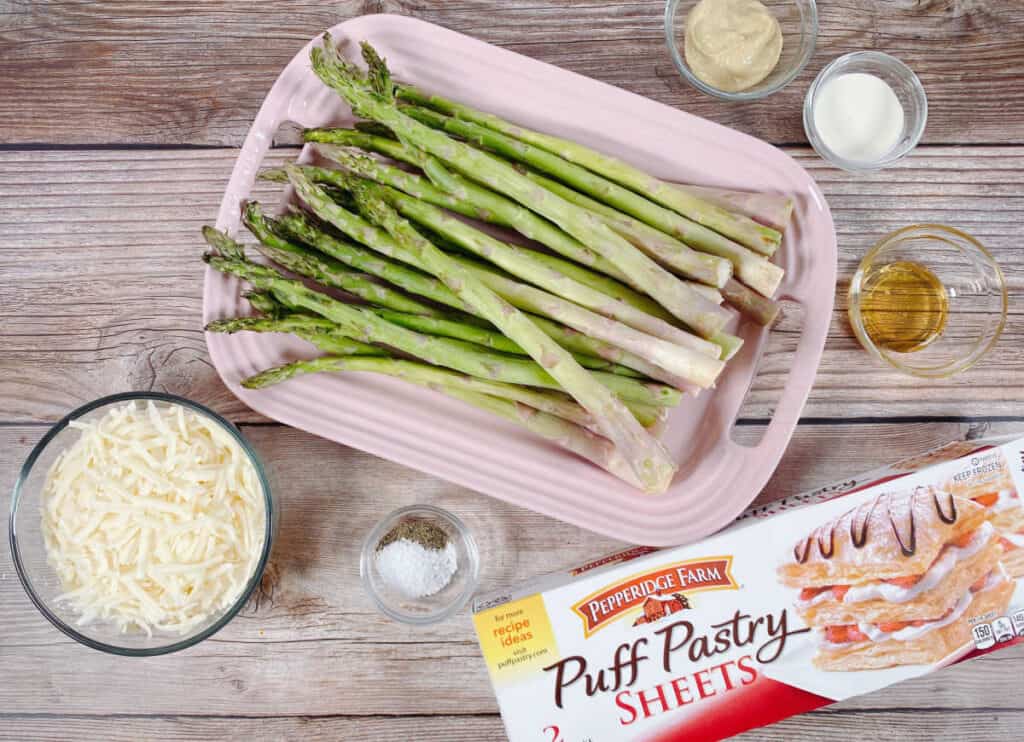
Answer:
[796,590,834,610]
[990,488,1022,513]
[843,522,995,605]
[1002,531,1024,549]
[819,569,1007,649]
[857,591,972,643]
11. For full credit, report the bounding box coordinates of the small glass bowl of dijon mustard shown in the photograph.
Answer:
[665,0,818,101]
[848,225,1007,379]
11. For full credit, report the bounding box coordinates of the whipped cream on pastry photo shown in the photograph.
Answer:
[944,448,1024,578]
[778,486,1015,671]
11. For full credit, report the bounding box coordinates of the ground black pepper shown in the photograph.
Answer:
[378,517,449,551]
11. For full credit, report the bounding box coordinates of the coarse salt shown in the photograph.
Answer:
[375,538,458,599]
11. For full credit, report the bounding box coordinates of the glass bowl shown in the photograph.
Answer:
[665,0,818,101]
[9,392,276,656]
[361,504,479,625]
[848,225,1006,378]
[804,51,927,172]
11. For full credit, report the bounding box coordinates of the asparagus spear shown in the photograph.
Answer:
[440,254,720,389]
[674,185,793,233]
[371,309,644,378]
[303,137,730,289]
[281,154,727,308]
[209,314,661,427]
[304,127,413,163]
[243,353,607,428]
[203,249,680,410]
[310,38,727,341]
[274,158,725,309]
[721,279,781,327]
[274,211,686,383]
[274,208,468,311]
[243,355,647,486]
[290,171,712,389]
[406,150,732,334]
[269,155,712,308]
[287,169,711,389]
[396,84,783,254]
[524,169,784,299]
[270,158,663,313]
[207,315,387,357]
[244,290,288,319]
[241,202,442,317]
[404,105,782,297]
[280,170,729,378]
[330,170,677,492]
[353,176,728,348]
[304,129,792,234]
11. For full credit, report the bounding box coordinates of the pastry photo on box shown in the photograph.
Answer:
[777,486,1014,671]
[944,448,1024,577]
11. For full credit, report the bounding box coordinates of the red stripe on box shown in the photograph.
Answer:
[644,675,832,742]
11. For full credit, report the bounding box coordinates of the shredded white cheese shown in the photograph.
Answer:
[41,401,267,636]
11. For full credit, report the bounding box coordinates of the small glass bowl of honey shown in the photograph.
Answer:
[848,224,1006,378]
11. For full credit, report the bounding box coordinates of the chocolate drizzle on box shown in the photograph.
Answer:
[888,492,917,557]
[793,535,812,564]
[816,527,836,558]
[793,486,963,563]
[850,494,883,549]
[932,487,958,524]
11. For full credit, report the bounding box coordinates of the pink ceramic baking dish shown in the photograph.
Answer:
[204,14,836,546]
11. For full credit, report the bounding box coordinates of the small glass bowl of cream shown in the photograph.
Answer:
[804,51,927,172]
[665,0,818,100]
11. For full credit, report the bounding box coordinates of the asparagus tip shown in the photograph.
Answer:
[201,226,246,260]
[258,168,289,183]
[204,319,235,333]
[240,372,273,390]
[359,41,393,100]
[241,199,264,231]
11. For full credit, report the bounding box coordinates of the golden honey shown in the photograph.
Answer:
[859,261,949,353]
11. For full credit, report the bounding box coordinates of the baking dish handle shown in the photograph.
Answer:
[744,269,834,455]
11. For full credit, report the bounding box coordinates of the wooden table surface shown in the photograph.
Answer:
[2,2,1023,740]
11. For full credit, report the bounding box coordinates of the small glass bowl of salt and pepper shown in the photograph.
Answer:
[804,51,927,172]
[361,504,479,624]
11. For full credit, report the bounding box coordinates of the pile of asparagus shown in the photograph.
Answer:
[203,35,793,493]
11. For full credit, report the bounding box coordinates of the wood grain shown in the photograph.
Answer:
[0,1,1022,146]
[3,710,1024,742]
[2,421,1022,719]
[2,146,1023,423]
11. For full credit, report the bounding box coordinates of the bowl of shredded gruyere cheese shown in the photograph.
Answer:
[9,392,275,655]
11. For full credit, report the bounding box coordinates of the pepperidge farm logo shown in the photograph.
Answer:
[570,557,737,637]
